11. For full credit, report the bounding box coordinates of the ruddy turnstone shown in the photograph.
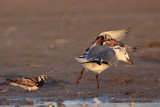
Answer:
[87,28,131,49]
[76,45,118,89]
[6,75,48,91]
[86,28,137,65]
[98,27,131,41]
[104,39,137,65]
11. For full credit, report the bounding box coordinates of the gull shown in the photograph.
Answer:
[76,45,118,89]
[6,75,48,91]
[85,37,136,65]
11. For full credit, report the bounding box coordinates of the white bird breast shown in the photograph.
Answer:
[82,63,109,74]
[10,83,39,91]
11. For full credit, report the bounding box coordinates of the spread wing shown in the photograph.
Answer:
[11,78,38,87]
[86,45,118,67]
[99,27,131,41]
[124,44,138,54]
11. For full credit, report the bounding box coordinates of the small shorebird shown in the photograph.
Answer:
[89,28,131,48]
[76,45,118,89]
[98,27,131,41]
[6,75,48,91]
[104,38,137,65]
[85,28,137,65]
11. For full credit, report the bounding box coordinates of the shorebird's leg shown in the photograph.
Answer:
[96,74,100,89]
[75,68,85,84]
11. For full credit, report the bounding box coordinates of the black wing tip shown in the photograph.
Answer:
[126,58,134,65]
[127,27,132,30]
[84,60,101,65]
[132,46,138,52]
[85,47,90,51]
[125,27,132,34]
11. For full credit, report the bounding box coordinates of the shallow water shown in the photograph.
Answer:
[1,97,159,107]
[31,100,160,107]
[34,96,160,107]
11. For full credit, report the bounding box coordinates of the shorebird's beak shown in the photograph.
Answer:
[43,75,51,79]
[126,58,134,65]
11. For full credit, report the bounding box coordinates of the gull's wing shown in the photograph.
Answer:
[124,45,138,54]
[99,27,131,41]
[86,45,118,67]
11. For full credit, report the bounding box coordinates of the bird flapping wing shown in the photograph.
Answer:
[86,45,118,67]
[99,27,131,41]
[124,44,138,54]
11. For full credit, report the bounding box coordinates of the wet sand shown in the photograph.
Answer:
[0,0,160,105]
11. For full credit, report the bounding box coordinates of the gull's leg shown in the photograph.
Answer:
[75,68,85,84]
[96,74,100,89]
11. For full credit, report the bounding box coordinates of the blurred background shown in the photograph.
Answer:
[0,0,159,75]
[0,0,160,101]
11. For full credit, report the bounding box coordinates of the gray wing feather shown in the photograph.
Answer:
[86,45,118,67]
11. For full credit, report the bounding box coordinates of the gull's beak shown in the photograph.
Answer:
[126,58,134,65]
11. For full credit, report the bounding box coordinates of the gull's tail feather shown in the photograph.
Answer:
[132,46,138,52]
[76,57,89,63]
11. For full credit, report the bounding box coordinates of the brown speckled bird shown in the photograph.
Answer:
[6,75,48,91]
